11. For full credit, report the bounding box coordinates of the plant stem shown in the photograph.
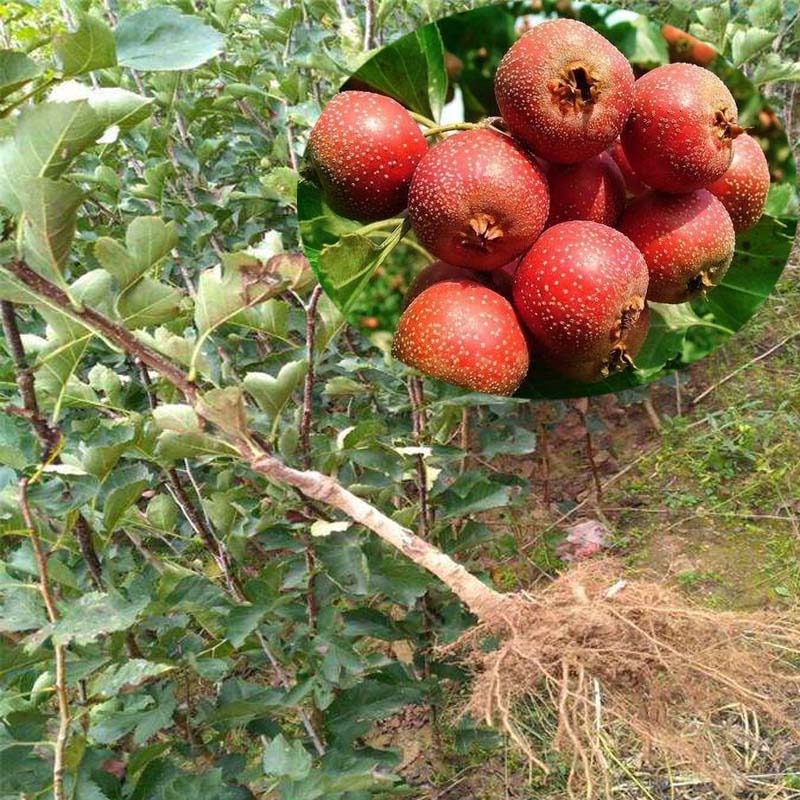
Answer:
[20,480,69,800]
[423,122,481,137]
[409,111,438,128]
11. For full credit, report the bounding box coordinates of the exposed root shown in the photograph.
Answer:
[443,559,800,798]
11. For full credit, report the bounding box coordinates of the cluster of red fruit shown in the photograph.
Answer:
[306,18,771,396]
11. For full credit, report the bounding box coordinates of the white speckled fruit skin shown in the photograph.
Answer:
[621,63,738,193]
[618,189,735,303]
[392,280,530,396]
[306,91,427,221]
[546,151,627,227]
[494,18,635,164]
[707,133,771,231]
[407,128,549,271]
[512,221,649,364]
[403,260,487,308]
[553,306,651,383]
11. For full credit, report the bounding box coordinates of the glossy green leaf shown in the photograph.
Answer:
[116,7,224,71]
[351,23,447,119]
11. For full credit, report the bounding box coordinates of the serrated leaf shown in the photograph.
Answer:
[0,49,43,100]
[753,53,800,84]
[16,100,103,179]
[89,660,173,698]
[116,7,224,72]
[155,431,237,461]
[126,216,178,273]
[194,253,284,336]
[20,178,83,281]
[244,360,307,421]
[152,404,200,433]
[731,28,774,66]
[262,734,312,780]
[85,87,153,130]
[53,592,148,645]
[103,464,150,532]
[118,277,184,328]
[54,13,117,76]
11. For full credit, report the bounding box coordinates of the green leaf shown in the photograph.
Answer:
[0,49,43,100]
[21,178,83,282]
[16,100,104,179]
[54,14,117,76]
[85,87,153,130]
[731,28,774,66]
[747,0,784,27]
[701,216,791,332]
[691,3,730,49]
[327,678,426,744]
[316,533,370,595]
[53,591,149,645]
[752,53,800,84]
[607,16,669,69]
[116,7,224,72]
[244,361,308,421]
[118,277,185,328]
[152,404,201,433]
[126,216,179,274]
[103,464,150,532]
[195,253,284,337]
[317,221,409,317]
[262,734,312,781]
[352,23,447,120]
[88,660,173,698]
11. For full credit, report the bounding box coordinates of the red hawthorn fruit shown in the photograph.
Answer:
[512,221,649,381]
[621,63,742,193]
[546,151,627,227]
[494,18,635,163]
[407,128,549,271]
[707,133,771,232]
[618,189,735,303]
[306,91,427,221]
[489,257,521,299]
[608,139,648,197]
[661,24,717,67]
[392,280,530,395]
[548,306,650,383]
[404,260,486,307]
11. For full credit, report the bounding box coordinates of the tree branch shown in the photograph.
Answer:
[5,260,504,621]
[20,479,69,800]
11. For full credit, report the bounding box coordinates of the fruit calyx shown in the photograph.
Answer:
[462,213,505,252]
[687,268,717,296]
[714,108,745,141]
[549,64,600,112]
[602,341,637,377]
[611,296,645,342]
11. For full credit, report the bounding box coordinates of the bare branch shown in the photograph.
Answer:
[20,480,69,800]
[299,285,323,470]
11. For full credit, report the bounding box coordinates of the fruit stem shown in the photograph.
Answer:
[423,121,482,138]
[353,217,406,236]
[409,111,438,128]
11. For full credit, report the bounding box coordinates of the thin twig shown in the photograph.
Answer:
[299,285,323,470]
[3,300,105,589]
[692,330,800,405]
[20,480,69,800]
[363,0,376,50]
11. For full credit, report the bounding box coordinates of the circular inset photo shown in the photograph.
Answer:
[298,2,798,400]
